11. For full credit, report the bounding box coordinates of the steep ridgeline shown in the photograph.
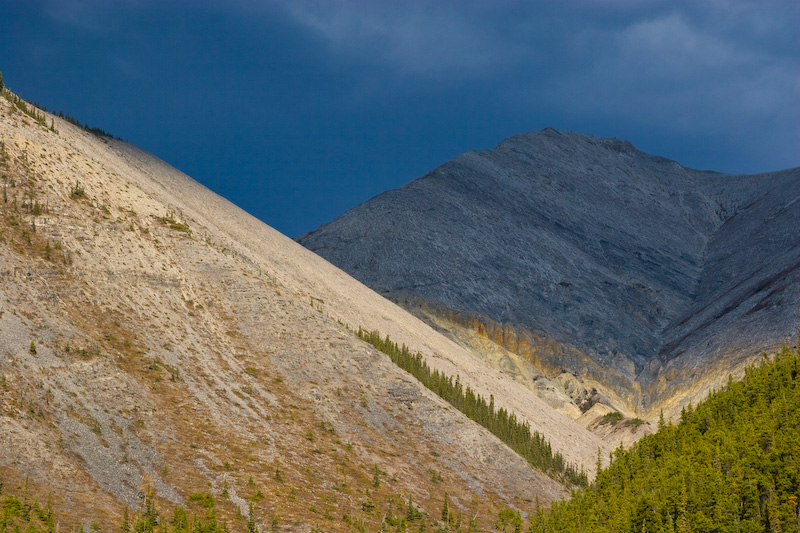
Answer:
[0,91,610,532]
[299,129,800,425]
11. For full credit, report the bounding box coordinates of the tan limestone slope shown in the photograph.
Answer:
[0,94,610,530]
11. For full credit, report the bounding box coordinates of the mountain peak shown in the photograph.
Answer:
[300,130,800,421]
[494,129,649,164]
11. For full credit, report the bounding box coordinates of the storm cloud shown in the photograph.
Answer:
[1,0,797,236]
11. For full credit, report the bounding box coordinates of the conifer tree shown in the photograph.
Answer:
[122,507,130,532]
[372,464,381,488]
[247,503,259,533]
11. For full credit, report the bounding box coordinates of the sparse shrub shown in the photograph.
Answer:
[157,210,191,233]
[188,492,215,509]
[70,180,86,199]
[361,497,375,513]
[599,411,624,426]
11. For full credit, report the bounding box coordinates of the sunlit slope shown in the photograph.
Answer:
[0,91,608,531]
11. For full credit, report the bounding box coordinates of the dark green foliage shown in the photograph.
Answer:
[246,504,258,533]
[371,464,380,488]
[0,71,4,91]
[361,496,375,513]
[598,411,623,426]
[54,110,117,139]
[187,493,215,509]
[30,199,43,216]
[406,497,423,523]
[1,90,48,129]
[356,328,588,487]
[530,344,800,532]
[627,417,645,427]
[0,491,55,533]
[122,490,232,533]
[496,508,522,533]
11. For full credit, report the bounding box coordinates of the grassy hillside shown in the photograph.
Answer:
[1,82,586,532]
[530,342,800,532]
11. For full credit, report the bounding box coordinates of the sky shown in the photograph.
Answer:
[1,1,798,238]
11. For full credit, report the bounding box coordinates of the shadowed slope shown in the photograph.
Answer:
[300,129,800,420]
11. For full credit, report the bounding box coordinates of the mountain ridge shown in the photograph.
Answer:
[299,128,800,421]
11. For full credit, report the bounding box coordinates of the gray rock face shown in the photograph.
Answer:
[299,129,800,413]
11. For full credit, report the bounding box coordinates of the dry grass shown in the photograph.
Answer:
[0,92,587,531]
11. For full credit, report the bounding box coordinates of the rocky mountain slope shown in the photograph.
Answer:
[0,93,612,531]
[299,128,800,423]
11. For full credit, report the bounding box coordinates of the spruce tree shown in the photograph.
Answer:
[247,503,259,533]
[121,507,130,533]
[372,464,380,488]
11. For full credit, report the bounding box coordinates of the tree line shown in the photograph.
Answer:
[0,72,117,139]
[355,328,588,488]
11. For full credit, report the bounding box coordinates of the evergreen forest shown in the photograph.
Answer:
[530,343,800,532]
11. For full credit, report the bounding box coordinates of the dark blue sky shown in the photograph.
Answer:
[1,1,798,237]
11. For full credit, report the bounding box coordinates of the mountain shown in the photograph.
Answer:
[299,128,800,424]
[0,91,607,531]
